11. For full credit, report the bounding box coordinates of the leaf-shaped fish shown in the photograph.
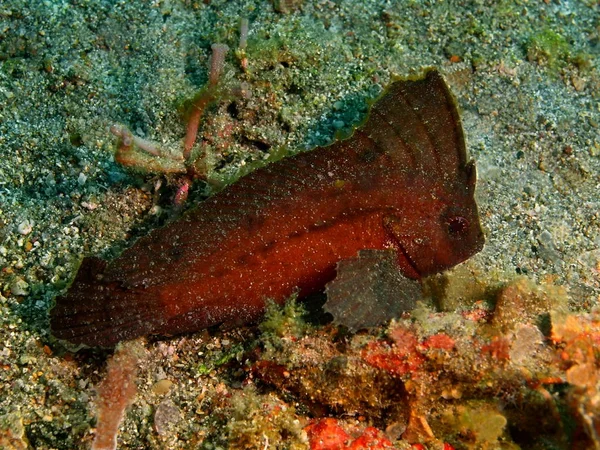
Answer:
[51,69,484,347]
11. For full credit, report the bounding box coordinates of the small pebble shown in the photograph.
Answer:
[17,220,33,235]
[152,379,173,395]
[81,202,98,210]
[154,399,181,436]
[10,278,29,296]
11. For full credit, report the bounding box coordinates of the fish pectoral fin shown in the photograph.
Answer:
[324,249,422,332]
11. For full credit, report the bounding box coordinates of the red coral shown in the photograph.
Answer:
[421,333,455,351]
[361,326,425,376]
[481,336,511,361]
[306,418,350,450]
[305,419,393,450]
[347,427,393,449]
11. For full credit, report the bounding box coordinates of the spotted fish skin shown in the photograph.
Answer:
[50,70,484,348]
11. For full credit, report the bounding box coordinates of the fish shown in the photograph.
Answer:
[50,69,484,348]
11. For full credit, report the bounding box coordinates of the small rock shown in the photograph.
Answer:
[154,399,181,437]
[10,278,29,296]
[492,278,567,332]
[509,324,544,364]
[152,379,173,395]
[17,220,33,235]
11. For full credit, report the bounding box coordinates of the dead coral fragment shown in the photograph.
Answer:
[491,277,568,332]
[91,339,146,450]
[110,125,186,174]
[110,43,230,177]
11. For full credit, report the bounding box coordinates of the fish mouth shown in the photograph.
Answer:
[390,238,422,280]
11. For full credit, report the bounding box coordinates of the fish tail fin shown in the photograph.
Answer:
[50,257,165,348]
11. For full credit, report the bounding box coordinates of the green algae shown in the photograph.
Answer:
[195,342,245,376]
[440,401,510,449]
[226,388,307,449]
[258,296,311,360]
[526,29,571,70]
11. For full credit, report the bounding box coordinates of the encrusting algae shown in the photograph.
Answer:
[235,274,598,449]
[80,271,589,449]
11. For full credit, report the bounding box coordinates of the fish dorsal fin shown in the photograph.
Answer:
[361,69,468,188]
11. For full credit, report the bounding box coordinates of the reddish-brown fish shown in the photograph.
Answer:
[51,70,484,347]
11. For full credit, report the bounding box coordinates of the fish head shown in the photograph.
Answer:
[384,161,485,279]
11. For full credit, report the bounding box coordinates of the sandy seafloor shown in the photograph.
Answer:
[0,0,599,449]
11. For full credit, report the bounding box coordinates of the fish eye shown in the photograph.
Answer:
[447,215,469,235]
